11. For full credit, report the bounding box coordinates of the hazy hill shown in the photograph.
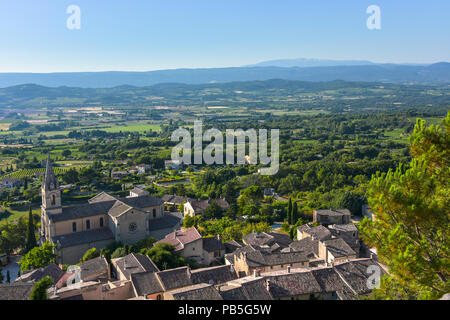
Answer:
[0,63,449,88]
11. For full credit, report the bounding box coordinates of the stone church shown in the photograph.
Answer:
[40,156,182,265]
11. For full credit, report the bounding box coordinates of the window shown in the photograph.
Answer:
[156,295,162,300]
[86,220,90,230]
[72,222,77,232]
[100,217,104,227]
[129,223,137,232]
[152,209,157,218]
[51,194,56,205]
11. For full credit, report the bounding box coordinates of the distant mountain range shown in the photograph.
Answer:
[0,62,449,88]
[244,58,377,68]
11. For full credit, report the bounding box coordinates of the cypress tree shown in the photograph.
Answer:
[6,270,10,283]
[26,206,37,252]
[292,202,298,225]
[287,197,292,225]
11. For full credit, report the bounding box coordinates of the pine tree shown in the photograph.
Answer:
[26,206,37,252]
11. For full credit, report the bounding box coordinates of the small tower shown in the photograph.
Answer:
[41,154,62,214]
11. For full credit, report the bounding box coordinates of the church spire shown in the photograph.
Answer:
[43,154,59,190]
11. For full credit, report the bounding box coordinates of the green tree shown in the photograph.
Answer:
[80,247,100,263]
[145,243,187,270]
[29,276,53,300]
[360,114,450,300]
[111,247,127,259]
[287,197,293,224]
[18,242,56,272]
[62,168,79,184]
[292,202,298,224]
[6,270,10,283]
[203,201,223,219]
[25,206,37,252]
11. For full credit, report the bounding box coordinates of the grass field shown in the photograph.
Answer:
[0,205,41,228]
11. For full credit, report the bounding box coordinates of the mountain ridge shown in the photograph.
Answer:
[0,63,449,88]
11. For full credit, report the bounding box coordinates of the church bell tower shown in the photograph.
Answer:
[41,154,62,215]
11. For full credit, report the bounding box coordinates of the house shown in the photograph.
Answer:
[328,224,360,255]
[136,164,151,174]
[49,279,134,300]
[218,276,274,300]
[130,271,164,300]
[313,209,351,225]
[183,198,229,217]
[190,265,237,285]
[297,225,332,241]
[225,245,309,276]
[224,240,243,253]
[128,187,149,198]
[130,264,236,300]
[15,263,64,284]
[218,258,386,301]
[111,170,128,180]
[243,232,293,249]
[318,238,357,264]
[165,160,182,170]
[111,253,159,281]
[287,237,320,260]
[40,155,181,265]
[0,282,34,300]
[164,283,223,300]
[263,188,276,197]
[78,255,110,283]
[0,177,23,189]
[202,235,225,266]
[161,194,193,212]
[155,227,203,264]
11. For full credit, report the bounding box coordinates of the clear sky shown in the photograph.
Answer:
[0,0,449,72]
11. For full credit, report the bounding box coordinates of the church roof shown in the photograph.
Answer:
[52,228,115,248]
[148,212,182,231]
[48,200,116,222]
[43,154,59,190]
[47,192,164,222]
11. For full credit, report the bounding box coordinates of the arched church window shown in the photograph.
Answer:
[100,217,104,227]
[51,194,56,205]
[72,222,77,232]
[86,220,90,230]
[152,209,157,218]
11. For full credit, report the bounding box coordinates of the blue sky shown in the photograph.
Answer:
[0,0,449,72]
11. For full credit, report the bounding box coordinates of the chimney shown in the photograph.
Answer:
[187,267,191,278]
[253,269,261,278]
[287,266,291,273]
[266,279,271,292]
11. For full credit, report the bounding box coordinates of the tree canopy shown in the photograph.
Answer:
[360,113,450,299]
